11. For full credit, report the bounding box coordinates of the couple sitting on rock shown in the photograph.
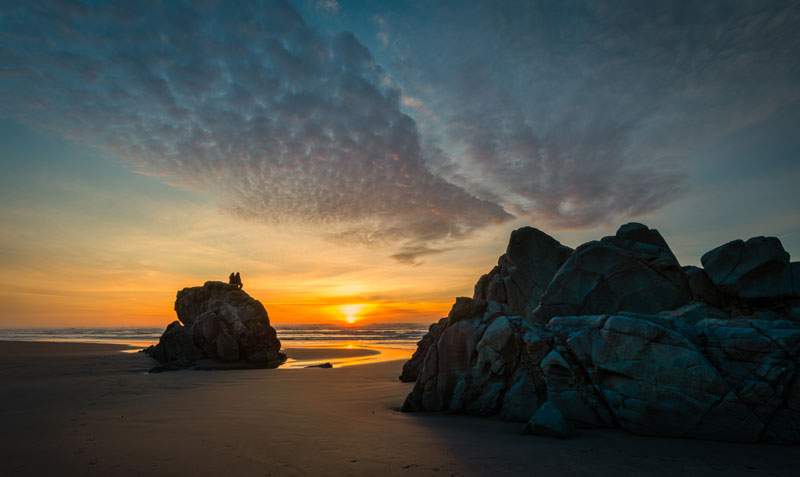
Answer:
[228,272,243,289]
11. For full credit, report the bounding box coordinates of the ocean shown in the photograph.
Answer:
[0,323,431,350]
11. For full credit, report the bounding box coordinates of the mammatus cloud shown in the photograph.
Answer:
[382,1,800,229]
[0,0,511,263]
[6,1,794,263]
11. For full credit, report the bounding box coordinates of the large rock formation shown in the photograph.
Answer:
[400,317,447,382]
[144,281,285,371]
[534,223,692,323]
[473,227,573,321]
[401,224,800,443]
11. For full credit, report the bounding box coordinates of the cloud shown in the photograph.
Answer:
[3,0,797,266]
[382,0,800,229]
[0,0,512,264]
[315,0,340,14]
[389,245,450,266]
[373,15,390,47]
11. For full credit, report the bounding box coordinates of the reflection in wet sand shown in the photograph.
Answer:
[280,345,412,369]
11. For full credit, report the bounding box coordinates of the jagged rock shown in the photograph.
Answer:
[522,401,573,438]
[684,265,728,308]
[401,223,800,443]
[215,331,240,362]
[473,227,572,320]
[567,315,748,437]
[612,222,671,249]
[501,228,573,319]
[400,317,447,382]
[448,297,489,325]
[500,369,540,420]
[701,237,793,300]
[148,321,205,363]
[534,223,692,322]
[144,281,285,371]
[405,308,800,442]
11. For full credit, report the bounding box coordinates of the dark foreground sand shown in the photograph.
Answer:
[0,341,797,476]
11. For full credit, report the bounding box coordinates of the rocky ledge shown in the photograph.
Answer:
[401,223,800,443]
[143,281,285,372]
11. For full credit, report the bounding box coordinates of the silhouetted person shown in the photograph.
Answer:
[234,272,243,289]
[229,272,236,285]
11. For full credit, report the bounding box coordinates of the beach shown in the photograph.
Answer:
[0,340,797,477]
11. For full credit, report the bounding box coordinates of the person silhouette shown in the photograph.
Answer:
[229,272,236,285]
[234,272,242,289]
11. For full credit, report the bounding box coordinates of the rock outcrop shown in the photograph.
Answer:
[144,281,285,371]
[400,317,447,382]
[534,223,692,323]
[401,224,800,443]
[473,227,573,321]
[701,237,794,300]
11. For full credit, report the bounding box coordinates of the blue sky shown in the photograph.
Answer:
[0,0,798,325]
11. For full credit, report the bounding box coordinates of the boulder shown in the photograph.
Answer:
[701,237,793,300]
[500,369,540,421]
[447,297,488,325]
[522,401,574,438]
[534,223,692,322]
[683,265,728,308]
[400,317,447,382]
[612,222,671,249]
[144,281,285,371]
[501,227,573,319]
[473,227,572,320]
[401,223,800,443]
[405,307,800,442]
[146,320,205,363]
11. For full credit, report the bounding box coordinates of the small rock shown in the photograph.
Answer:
[522,401,574,438]
[306,362,333,368]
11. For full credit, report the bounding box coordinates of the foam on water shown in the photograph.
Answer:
[0,323,430,349]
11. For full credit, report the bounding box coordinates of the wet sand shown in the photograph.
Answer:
[0,340,797,476]
[282,346,411,369]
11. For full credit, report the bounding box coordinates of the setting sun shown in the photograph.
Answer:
[339,304,365,324]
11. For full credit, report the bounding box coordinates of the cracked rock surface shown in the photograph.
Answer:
[144,281,285,372]
[402,223,800,443]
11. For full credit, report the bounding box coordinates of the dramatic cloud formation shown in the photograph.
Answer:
[0,0,511,263]
[3,0,798,264]
[377,0,800,228]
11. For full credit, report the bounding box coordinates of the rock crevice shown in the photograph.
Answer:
[401,223,800,443]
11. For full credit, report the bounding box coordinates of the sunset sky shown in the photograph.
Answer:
[1,0,798,327]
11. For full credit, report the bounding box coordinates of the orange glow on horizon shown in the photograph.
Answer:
[339,304,366,324]
[0,205,499,328]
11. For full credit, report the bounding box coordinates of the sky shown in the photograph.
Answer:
[0,0,798,327]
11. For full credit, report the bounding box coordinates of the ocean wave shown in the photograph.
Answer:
[0,323,430,349]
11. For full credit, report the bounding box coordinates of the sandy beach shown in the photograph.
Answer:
[0,340,797,477]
